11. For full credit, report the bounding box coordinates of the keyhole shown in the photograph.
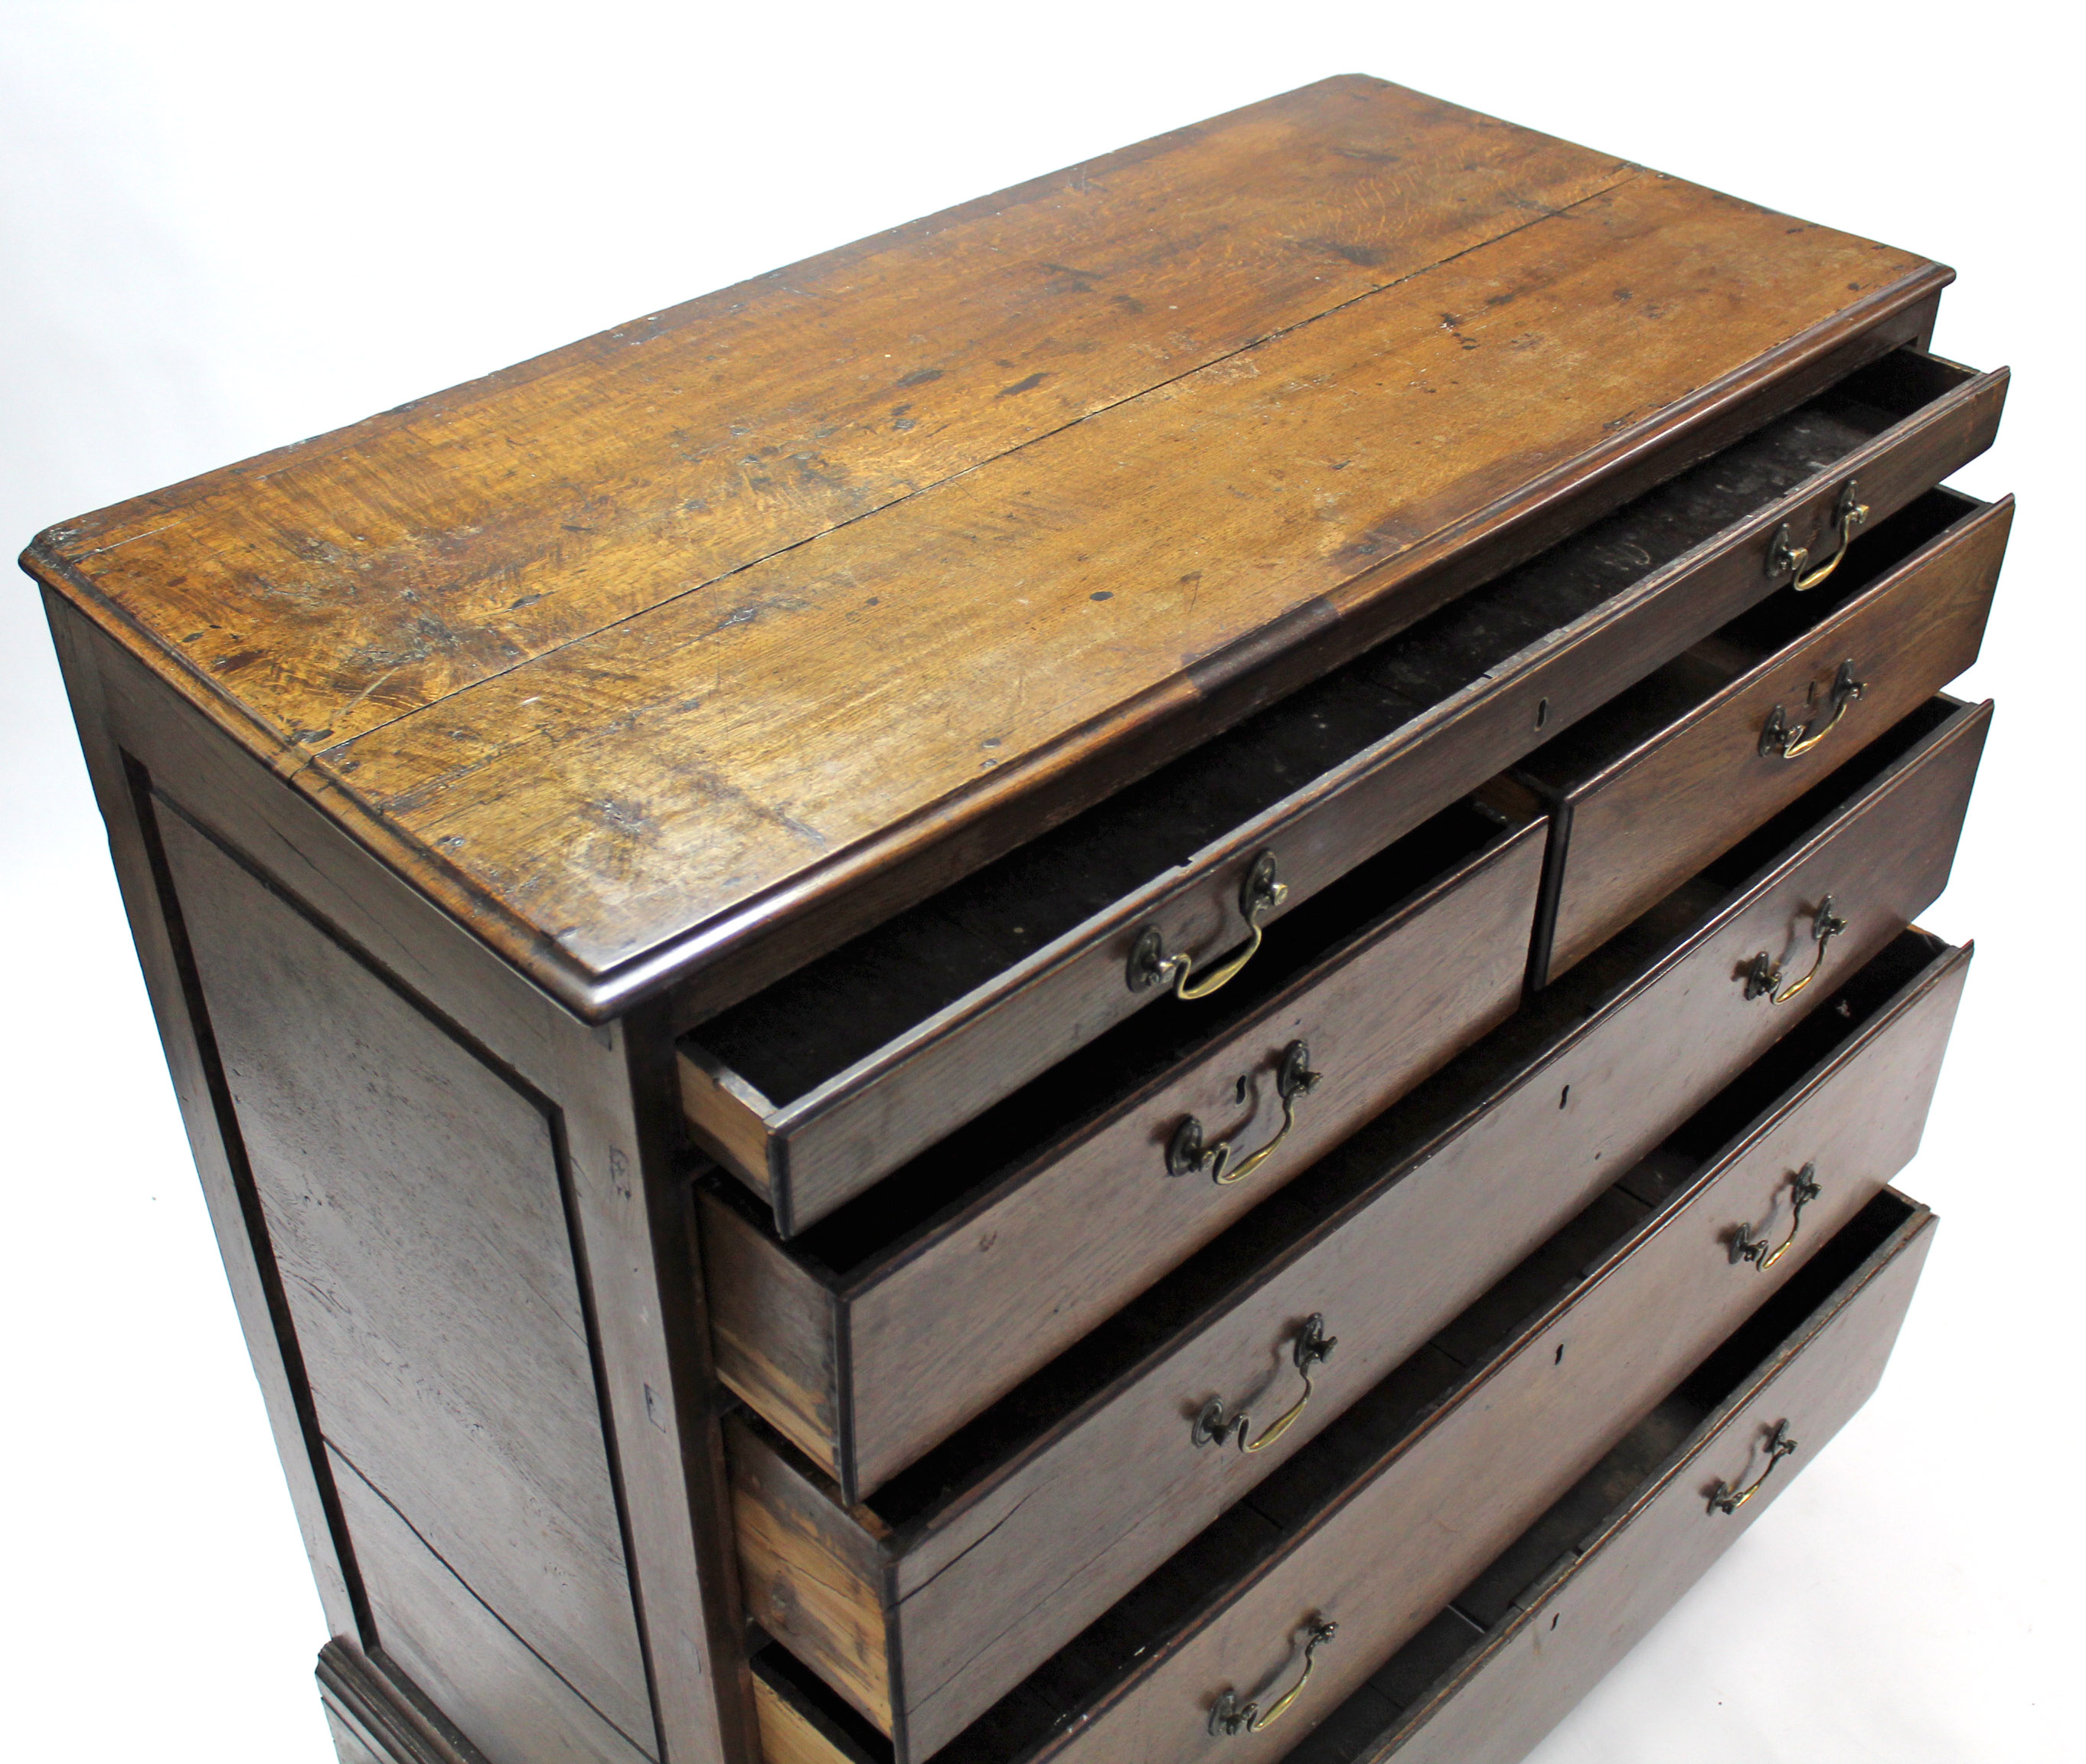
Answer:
[1559,1084,1570,1110]
[1234,1073,1249,1105]
[1535,696,1550,730]
[1550,1612,1560,1630]
[1553,1342,1565,1367]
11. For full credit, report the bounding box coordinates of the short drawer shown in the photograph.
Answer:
[703,690,1983,1506]
[700,798,1546,1501]
[683,349,2005,1236]
[1291,1187,1937,1764]
[1514,484,2009,984]
[730,926,1969,1760]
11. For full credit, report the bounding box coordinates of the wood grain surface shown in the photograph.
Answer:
[1522,487,2009,980]
[37,598,367,1645]
[22,77,1945,1014]
[880,927,1967,1752]
[750,1651,885,1764]
[731,1428,895,1732]
[730,1190,1940,1764]
[680,348,2003,1230]
[318,1641,488,1764]
[47,590,762,1761]
[698,691,1986,1507]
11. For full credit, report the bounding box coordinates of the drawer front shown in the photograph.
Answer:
[743,1191,1941,1764]
[873,933,1968,1756]
[710,817,1546,1499]
[703,693,1985,1508]
[970,958,1961,1764]
[734,929,1968,1760]
[849,694,1983,1504]
[684,354,2006,1233]
[1371,1198,1937,1764]
[1534,492,2009,981]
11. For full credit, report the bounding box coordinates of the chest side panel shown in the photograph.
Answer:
[154,805,659,1759]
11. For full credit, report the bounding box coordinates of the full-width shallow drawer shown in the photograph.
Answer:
[700,799,1544,1501]
[681,349,2005,1236]
[1514,484,2009,985]
[702,689,1983,1506]
[729,927,1969,1759]
[1289,1187,1937,1764]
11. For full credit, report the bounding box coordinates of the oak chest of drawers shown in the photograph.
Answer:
[24,75,2005,1764]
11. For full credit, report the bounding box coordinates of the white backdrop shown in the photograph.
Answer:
[2,5,2078,1759]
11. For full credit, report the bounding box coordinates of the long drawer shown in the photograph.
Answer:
[700,799,1542,1500]
[681,349,2005,1236]
[1290,1187,1938,1764]
[1515,483,2009,983]
[730,926,1970,1760]
[701,688,1983,1505]
[947,1185,1944,1764]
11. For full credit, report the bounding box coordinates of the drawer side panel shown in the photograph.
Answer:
[700,1191,845,1479]
[728,1417,896,1734]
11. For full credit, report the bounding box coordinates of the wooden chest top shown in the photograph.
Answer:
[21,75,1943,1014]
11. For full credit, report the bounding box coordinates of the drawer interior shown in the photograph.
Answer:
[746,932,1942,1762]
[1515,486,1978,792]
[712,688,1966,1302]
[684,351,1977,1119]
[1288,1186,1923,1764]
[701,797,1516,1277]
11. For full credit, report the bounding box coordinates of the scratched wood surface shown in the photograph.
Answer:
[22,75,1939,1011]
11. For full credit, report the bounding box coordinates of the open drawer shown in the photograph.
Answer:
[731,928,1969,1759]
[681,349,2006,1236]
[1513,483,2009,985]
[1288,1188,1938,1764]
[700,691,1985,1504]
[699,795,1542,1501]
[742,951,1953,1764]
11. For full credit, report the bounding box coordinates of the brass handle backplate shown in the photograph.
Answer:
[1167,1040,1322,1185]
[1193,1314,1338,1455]
[1732,1163,1823,1273]
[1128,851,1288,1001]
[1710,1419,1799,1514]
[1767,481,1871,592]
[1209,1619,1339,1737]
[1745,896,1849,1005]
[1760,660,1867,761]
